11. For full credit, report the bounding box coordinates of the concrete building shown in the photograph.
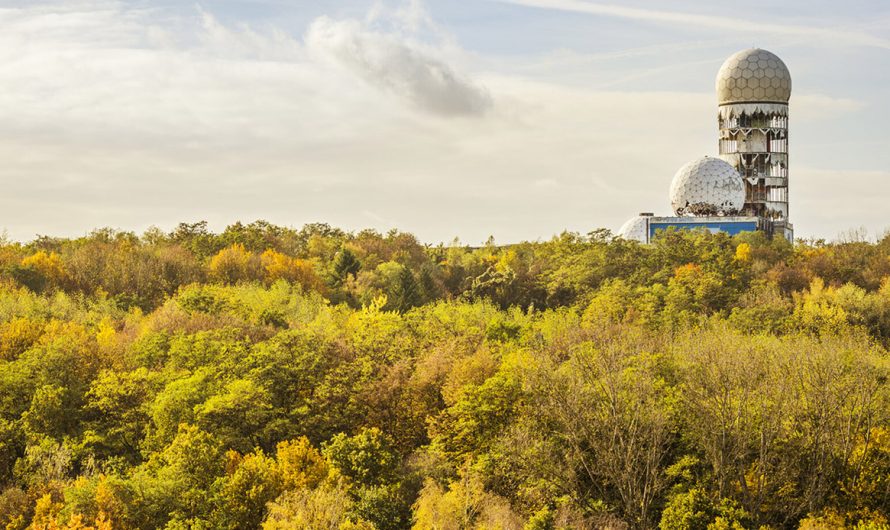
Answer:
[618,48,793,243]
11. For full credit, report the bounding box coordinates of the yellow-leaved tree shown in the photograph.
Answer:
[19,251,69,291]
[0,317,44,361]
[26,493,113,530]
[208,244,260,284]
[260,250,325,294]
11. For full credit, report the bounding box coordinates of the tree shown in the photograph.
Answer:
[501,331,675,529]
[333,248,361,284]
[411,471,522,530]
[209,244,259,284]
[0,317,45,361]
[323,428,397,487]
[263,484,375,530]
[261,250,325,293]
[169,221,221,258]
[83,369,153,463]
[21,385,71,442]
[126,424,225,528]
[275,437,329,491]
[19,251,69,292]
[194,378,274,453]
[390,266,422,313]
[211,450,283,530]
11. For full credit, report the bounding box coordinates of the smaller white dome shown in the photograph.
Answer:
[670,156,745,216]
[617,215,649,243]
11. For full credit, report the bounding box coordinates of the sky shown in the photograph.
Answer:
[0,0,888,244]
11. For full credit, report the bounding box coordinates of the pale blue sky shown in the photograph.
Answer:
[0,0,887,243]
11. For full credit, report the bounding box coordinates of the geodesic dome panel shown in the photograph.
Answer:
[670,156,745,216]
[716,48,791,105]
[617,216,649,243]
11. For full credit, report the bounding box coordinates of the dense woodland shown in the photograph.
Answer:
[0,220,888,530]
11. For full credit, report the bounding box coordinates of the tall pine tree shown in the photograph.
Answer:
[391,266,421,313]
[332,248,361,285]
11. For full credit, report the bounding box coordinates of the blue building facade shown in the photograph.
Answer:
[634,215,769,243]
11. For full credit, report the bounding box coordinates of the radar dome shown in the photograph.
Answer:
[716,48,790,105]
[617,215,650,243]
[670,156,745,216]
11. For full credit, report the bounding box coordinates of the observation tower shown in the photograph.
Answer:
[617,48,795,244]
[716,48,793,240]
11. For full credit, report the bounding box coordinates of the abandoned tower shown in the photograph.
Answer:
[619,48,794,243]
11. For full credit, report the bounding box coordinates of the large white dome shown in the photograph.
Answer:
[716,48,791,105]
[670,156,745,216]
[617,215,649,243]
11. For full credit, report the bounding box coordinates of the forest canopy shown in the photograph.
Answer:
[0,221,888,530]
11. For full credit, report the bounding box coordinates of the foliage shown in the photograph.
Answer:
[0,223,888,529]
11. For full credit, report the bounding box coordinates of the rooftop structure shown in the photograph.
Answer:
[716,48,791,105]
[617,214,651,243]
[669,156,746,216]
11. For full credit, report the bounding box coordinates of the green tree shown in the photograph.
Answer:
[323,428,397,487]
[195,378,274,453]
[390,266,422,313]
[83,368,153,463]
[333,248,362,283]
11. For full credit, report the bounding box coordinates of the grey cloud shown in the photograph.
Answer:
[305,16,492,117]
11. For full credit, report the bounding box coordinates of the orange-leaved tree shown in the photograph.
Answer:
[260,250,325,294]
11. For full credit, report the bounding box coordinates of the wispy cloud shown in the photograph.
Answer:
[492,0,890,50]
[305,15,492,116]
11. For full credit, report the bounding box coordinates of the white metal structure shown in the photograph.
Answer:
[617,214,651,242]
[669,156,746,216]
[716,48,790,105]
[716,48,793,239]
[614,48,795,242]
